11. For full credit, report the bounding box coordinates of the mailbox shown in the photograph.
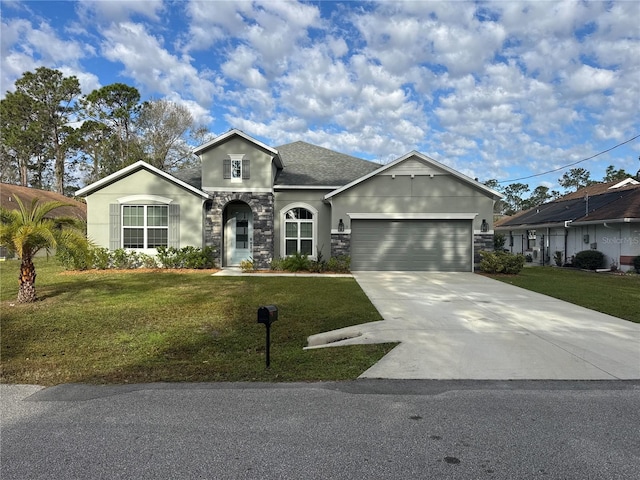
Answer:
[257,305,278,325]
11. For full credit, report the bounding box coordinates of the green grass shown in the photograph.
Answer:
[0,259,394,385]
[489,267,640,323]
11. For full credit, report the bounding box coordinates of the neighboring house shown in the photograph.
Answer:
[496,178,640,271]
[0,183,87,259]
[76,129,502,271]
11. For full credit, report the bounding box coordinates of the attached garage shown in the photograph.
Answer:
[350,217,473,271]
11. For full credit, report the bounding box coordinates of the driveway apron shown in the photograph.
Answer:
[306,272,640,380]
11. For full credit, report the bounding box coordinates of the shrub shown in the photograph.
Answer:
[56,244,90,271]
[270,258,284,271]
[573,250,605,270]
[239,257,255,272]
[632,255,640,274]
[156,246,216,269]
[90,247,111,270]
[326,255,351,273]
[479,251,525,275]
[280,252,311,272]
[553,251,563,267]
[493,233,506,251]
[502,253,526,274]
[112,248,140,269]
[139,253,158,269]
[308,260,325,273]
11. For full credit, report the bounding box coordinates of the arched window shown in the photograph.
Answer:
[282,205,316,257]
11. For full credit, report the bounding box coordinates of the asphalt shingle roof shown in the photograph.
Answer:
[497,184,640,227]
[274,141,381,186]
[172,167,202,190]
[1,183,87,220]
[178,141,382,189]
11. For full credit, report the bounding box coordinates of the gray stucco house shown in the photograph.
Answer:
[76,129,501,271]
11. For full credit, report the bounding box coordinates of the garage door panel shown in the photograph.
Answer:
[351,220,471,271]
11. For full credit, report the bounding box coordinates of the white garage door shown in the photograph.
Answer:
[351,220,472,271]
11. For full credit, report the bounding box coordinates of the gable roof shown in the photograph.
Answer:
[193,128,283,168]
[1,183,87,220]
[325,150,503,200]
[497,182,640,228]
[75,161,210,199]
[274,141,381,187]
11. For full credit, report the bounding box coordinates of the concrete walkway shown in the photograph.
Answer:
[306,272,640,380]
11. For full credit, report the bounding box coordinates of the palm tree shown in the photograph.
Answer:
[0,196,90,303]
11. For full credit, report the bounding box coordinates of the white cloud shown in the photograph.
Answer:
[1,0,638,188]
[565,65,617,94]
[0,17,94,94]
[76,0,164,23]
[100,21,220,105]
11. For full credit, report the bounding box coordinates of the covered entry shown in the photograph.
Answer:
[350,218,473,271]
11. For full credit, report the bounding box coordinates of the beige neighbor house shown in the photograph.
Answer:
[496,178,640,272]
[76,129,502,271]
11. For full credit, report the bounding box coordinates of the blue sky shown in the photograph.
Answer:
[1,0,639,191]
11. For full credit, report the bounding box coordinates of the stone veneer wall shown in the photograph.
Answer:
[205,192,274,269]
[331,233,351,258]
[473,233,494,265]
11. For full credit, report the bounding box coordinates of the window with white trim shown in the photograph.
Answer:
[122,205,168,249]
[231,159,242,181]
[284,207,314,256]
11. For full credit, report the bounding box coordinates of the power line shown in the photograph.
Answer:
[497,134,640,184]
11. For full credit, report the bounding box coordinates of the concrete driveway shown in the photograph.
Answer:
[306,272,640,380]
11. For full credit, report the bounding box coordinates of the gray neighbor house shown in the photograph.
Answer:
[76,129,501,271]
[496,178,640,272]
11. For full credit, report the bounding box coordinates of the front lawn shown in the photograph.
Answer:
[489,267,640,323]
[0,259,394,385]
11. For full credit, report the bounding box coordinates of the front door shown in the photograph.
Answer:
[225,203,253,266]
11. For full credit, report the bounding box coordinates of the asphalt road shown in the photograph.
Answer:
[2,380,639,479]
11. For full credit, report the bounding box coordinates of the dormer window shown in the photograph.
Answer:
[224,154,250,182]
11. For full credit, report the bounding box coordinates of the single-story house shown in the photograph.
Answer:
[76,129,502,271]
[496,178,640,271]
[1,182,87,259]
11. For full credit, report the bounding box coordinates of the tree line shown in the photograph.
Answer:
[1,67,213,195]
[485,164,639,216]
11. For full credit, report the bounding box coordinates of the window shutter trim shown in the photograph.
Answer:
[168,204,180,248]
[242,159,250,179]
[109,203,121,250]
[223,159,231,179]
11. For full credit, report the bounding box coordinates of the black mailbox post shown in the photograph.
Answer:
[257,305,278,368]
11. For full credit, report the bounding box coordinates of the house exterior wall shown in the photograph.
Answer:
[84,169,205,251]
[329,174,495,233]
[504,227,568,266]
[501,223,639,271]
[273,189,332,260]
[570,223,639,271]
[199,136,275,192]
